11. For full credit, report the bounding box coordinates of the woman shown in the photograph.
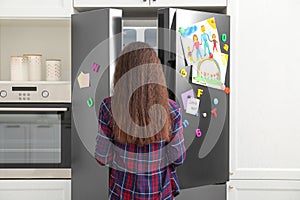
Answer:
[95,42,186,200]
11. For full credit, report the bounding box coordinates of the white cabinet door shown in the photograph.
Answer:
[74,0,149,8]
[149,0,226,7]
[228,180,300,200]
[0,0,73,17]
[0,180,71,200]
[227,0,300,180]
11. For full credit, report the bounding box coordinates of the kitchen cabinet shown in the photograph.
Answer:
[227,180,300,200]
[74,0,226,8]
[73,0,149,8]
[227,0,300,180]
[149,0,226,7]
[0,19,71,82]
[0,0,73,18]
[0,180,71,200]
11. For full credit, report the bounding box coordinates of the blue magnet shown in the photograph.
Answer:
[183,120,189,128]
[213,98,219,105]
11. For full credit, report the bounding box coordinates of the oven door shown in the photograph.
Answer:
[0,104,71,169]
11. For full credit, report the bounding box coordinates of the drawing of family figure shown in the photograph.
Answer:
[188,25,218,62]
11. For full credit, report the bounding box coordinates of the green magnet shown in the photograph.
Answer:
[221,33,227,42]
[178,27,184,35]
[87,97,94,107]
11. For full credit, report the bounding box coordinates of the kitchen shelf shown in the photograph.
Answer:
[0,19,71,82]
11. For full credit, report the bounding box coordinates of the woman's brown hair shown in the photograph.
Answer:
[112,42,171,146]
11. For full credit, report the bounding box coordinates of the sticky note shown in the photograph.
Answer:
[77,72,90,88]
[181,89,194,110]
[221,53,228,66]
[186,97,200,115]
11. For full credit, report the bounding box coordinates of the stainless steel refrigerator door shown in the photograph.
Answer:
[71,8,122,200]
[177,184,226,200]
[158,8,230,190]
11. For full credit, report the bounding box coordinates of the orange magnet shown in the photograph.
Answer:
[224,87,230,94]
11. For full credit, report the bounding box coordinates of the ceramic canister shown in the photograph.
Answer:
[45,59,61,81]
[10,56,29,81]
[24,54,42,81]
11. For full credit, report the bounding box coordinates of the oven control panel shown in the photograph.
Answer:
[0,81,71,103]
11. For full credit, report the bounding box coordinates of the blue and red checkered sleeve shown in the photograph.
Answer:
[95,98,114,166]
[168,100,186,167]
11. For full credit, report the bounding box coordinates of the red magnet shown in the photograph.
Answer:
[196,129,202,137]
[211,108,217,118]
[224,87,230,94]
[209,53,213,58]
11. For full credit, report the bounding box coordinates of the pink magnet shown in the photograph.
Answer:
[196,129,202,137]
[92,62,100,72]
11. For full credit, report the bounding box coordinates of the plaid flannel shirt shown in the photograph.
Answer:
[95,97,185,200]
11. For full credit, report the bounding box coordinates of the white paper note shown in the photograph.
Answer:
[186,97,200,115]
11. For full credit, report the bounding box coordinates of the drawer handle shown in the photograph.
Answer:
[5,125,20,128]
[37,125,51,128]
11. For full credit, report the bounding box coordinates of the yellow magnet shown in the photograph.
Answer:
[180,69,187,77]
[197,89,203,98]
[223,44,229,52]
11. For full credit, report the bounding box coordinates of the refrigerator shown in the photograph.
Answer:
[71,8,230,200]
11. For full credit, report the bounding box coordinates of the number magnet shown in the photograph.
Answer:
[221,33,227,42]
[223,44,229,52]
[196,129,202,137]
[180,69,187,77]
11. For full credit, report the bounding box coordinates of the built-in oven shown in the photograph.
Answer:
[0,82,71,179]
